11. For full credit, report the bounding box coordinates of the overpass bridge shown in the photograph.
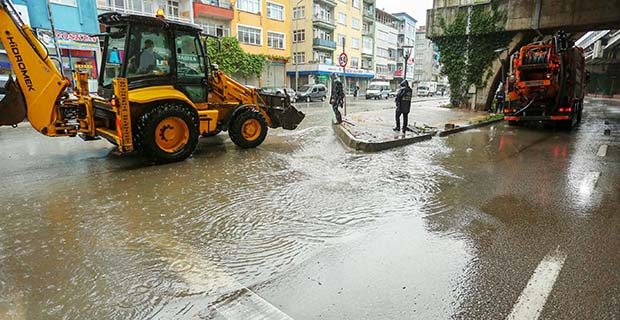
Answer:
[426,0,620,109]
[577,30,620,98]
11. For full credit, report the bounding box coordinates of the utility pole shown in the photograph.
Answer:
[402,45,413,82]
[342,38,347,116]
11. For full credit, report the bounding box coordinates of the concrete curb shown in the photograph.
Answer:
[333,123,436,152]
[438,118,503,137]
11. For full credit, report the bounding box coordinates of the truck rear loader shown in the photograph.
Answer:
[0,0,304,163]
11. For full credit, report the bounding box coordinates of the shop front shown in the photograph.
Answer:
[36,29,101,92]
[287,64,375,95]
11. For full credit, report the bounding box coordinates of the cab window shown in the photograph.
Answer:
[175,32,204,78]
[126,27,171,78]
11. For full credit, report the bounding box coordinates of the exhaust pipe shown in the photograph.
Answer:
[0,76,27,126]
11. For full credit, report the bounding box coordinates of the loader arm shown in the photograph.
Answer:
[0,0,68,132]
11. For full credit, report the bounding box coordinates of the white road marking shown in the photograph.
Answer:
[597,144,608,157]
[506,246,567,320]
[146,237,293,319]
[577,171,601,202]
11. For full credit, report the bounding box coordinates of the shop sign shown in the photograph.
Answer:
[37,29,99,51]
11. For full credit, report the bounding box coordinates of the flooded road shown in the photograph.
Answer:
[0,97,618,319]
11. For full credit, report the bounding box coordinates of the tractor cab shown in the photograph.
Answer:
[97,12,208,102]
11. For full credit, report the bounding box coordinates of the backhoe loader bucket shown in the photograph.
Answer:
[0,76,27,126]
[260,92,305,130]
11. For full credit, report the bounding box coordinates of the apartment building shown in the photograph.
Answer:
[414,26,440,83]
[286,0,374,93]
[392,12,416,83]
[193,0,233,38]
[374,9,398,89]
[97,0,192,22]
[233,0,291,87]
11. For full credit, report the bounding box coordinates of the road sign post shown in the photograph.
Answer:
[338,48,348,116]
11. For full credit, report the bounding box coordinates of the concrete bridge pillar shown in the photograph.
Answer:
[470,32,533,111]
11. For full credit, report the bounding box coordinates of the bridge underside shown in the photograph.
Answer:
[427,0,620,110]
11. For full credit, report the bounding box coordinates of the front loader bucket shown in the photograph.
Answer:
[0,76,27,126]
[260,92,305,130]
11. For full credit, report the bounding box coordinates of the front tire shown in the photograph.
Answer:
[135,103,199,163]
[228,109,268,148]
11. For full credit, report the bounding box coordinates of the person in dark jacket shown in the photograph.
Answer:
[394,80,413,133]
[330,73,345,124]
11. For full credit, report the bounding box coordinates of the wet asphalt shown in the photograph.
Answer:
[0,97,618,319]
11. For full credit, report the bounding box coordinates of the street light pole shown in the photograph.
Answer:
[402,45,413,82]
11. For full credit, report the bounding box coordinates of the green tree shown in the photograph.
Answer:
[206,37,264,81]
[434,3,513,108]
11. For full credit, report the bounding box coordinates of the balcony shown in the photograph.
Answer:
[313,38,337,50]
[314,0,337,8]
[193,0,233,20]
[312,14,336,30]
[363,8,374,21]
[98,5,191,22]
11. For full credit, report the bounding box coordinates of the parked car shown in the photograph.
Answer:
[365,81,391,100]
[417,86,433,97]
[295,84,327,102]
[259,87,296,103]
[0,74,8,101]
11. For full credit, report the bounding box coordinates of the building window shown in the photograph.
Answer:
[238,25,262,45]
[293,29,305,43]
[293,6,305,19]
[363,37,372,49]
[237,0,261,14]
[293,52,305,64]
[351,37,359,49]
[377,47,389,58]
[351,57,359,68]
[50,0,77,6]
[337,34,345,47]
[352,0,359,8]
[266,2,284,21]
[351,17,360,30]
[338,12,346,25]
[314,28,332,41]
[267,32,285,49]
[166,0,179,17]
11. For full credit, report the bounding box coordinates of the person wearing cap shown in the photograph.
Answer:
[329,73,345,124]
[394,80,412,133]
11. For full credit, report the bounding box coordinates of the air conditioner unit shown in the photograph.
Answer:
[593,40,604,59]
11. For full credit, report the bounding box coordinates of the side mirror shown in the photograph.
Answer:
[211,63,219,71]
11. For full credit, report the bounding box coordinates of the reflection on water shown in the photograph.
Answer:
[0,110,454,318]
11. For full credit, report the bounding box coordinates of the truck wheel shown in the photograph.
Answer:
[135,103,199,163]
[229,109,268,148]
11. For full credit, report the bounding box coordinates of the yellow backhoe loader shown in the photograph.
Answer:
[0,0,304,163]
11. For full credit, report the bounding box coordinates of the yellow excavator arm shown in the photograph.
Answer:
[0,0,68,132]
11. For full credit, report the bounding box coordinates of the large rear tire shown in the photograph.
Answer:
[135,103,199,163]
[228,109,268,148]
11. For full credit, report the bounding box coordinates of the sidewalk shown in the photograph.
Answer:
[334,102,503,151]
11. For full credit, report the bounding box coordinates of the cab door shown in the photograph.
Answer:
[174,31,207,103]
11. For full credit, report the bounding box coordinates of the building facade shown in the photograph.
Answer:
[286,0,374,94]
[6,0,102,91]
[233,0,290,87]
[392,12,416,84]
[373,9,398,89]
[414,26,440,84]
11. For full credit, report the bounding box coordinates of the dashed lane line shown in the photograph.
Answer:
[506,246,567,320]
[597,144,608,157]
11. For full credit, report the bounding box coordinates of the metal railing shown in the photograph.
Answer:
[198,0,232,9]
[313,38,337,49]
[201,24,231,37]
[97,5,191,22]
[312,14,335,25]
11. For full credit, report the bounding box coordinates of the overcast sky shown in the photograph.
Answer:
[375,0,434,26]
